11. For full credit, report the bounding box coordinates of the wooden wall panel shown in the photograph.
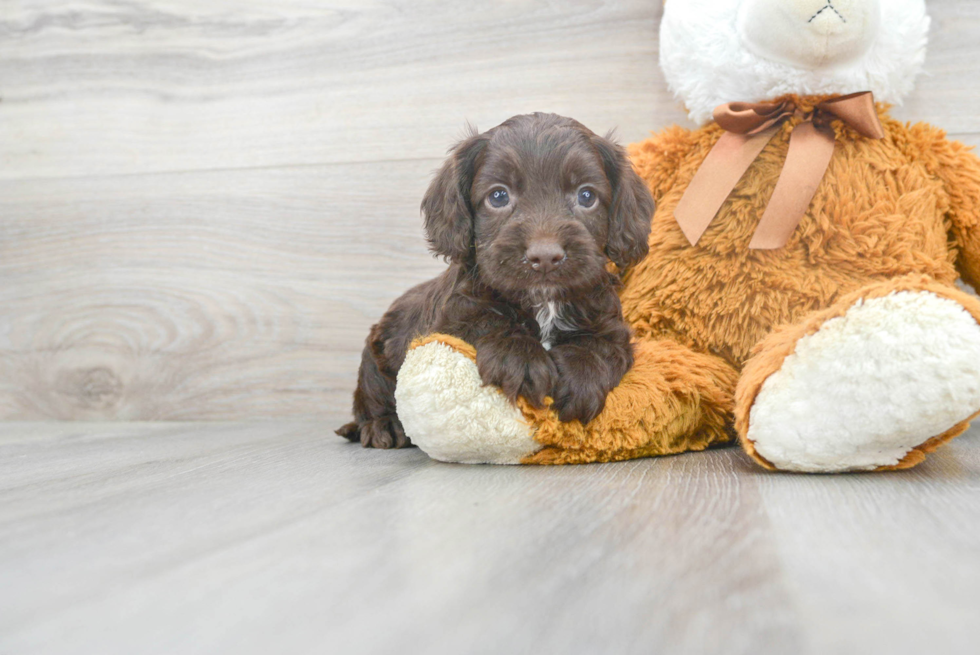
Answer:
[0,161,444,418]
[0,0,670,180]
[1,0,979,419]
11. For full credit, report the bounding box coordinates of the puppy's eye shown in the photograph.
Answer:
[487,188,510,209]
[577,187,597,208]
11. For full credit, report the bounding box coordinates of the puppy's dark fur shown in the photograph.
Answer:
[338,113,655,448]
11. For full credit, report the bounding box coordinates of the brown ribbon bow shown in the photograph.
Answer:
[674,91,886,250]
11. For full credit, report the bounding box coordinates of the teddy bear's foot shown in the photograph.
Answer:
[736,276,980,472]
[394,335,541,464]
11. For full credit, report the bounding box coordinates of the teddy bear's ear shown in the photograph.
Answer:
[420,130,489,264]
[592,133,655,270]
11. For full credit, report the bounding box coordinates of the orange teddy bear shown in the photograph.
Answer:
[394,0,980,472]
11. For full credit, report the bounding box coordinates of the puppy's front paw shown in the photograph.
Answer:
[549,346,613,424]
[476,337,556,408]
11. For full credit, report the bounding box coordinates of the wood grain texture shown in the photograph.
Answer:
[1,0,980,418]
[0,160,445,418]
[0,0,668,180]
[1,421,978,654]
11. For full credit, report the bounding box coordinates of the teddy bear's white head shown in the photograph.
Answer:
[661,0,930,124]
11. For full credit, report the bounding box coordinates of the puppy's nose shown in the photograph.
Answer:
[525,239,566,273]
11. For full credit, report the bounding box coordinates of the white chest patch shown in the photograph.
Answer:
[533,301,574,350]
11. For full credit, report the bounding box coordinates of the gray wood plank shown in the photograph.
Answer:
[0,0,670,180]
[0,160,444,419]
[757,437,980,655]
[2,0,977,181]
[897,1,980,131]
[1,422,978,654]
[0,421,794,654]
[3,156,978,420]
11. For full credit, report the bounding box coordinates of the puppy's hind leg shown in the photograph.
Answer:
[336,344,412,449]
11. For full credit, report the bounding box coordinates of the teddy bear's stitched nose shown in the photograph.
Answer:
[734,0,880,69]
[809,2,846,24]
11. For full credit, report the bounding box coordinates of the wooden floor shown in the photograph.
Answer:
[2,420,979,655]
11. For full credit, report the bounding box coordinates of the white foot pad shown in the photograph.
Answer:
[394,340,540,464]
[748,291,980,472]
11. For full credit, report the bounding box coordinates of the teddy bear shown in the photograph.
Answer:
[392,0,980,472]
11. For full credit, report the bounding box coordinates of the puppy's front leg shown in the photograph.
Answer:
[474,333,557,408]
[549,322,634,425]
[438,304,556,409]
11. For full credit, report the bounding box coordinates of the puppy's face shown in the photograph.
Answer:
[421,113,654,300]
[469,121,615,298]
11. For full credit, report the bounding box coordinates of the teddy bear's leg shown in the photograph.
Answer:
[394,335,541,464]
[395,334,739,465]
[736,275,980,473]
[521,338,738,464]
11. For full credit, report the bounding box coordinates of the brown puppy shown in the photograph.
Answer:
[338,113,655,448]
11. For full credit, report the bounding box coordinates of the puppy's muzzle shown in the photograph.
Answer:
[525,238,567,274]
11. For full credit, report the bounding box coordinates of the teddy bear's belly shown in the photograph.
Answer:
[622,145,959,367]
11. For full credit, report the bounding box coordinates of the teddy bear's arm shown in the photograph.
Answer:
[913,124,980,292]
[627,125,698,202]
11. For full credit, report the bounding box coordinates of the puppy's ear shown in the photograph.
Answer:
[421,130,489,263]
[592,133,655,270]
